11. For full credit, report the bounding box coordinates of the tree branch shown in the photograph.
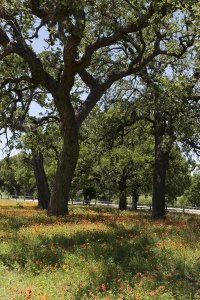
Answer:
[0,76,33,88]
[78,2,172,70]
[0,17,59,95]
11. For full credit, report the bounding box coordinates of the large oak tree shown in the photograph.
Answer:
[0,0,196,215]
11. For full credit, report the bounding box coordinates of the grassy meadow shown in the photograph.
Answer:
[0,200,200,300]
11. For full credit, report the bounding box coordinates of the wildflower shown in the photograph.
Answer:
[26,289,32,295]
[157,285,165,291]
[135,272,142,278]
[149,289,157,296]
[101,284,106,291]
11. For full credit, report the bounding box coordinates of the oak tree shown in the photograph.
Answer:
[0,0,196,215]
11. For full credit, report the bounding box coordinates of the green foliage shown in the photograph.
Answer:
[73,103,193,204]
[166,147,192,203]
[73,107,154,201]
[185,172,200,206]
[0,153,35,196]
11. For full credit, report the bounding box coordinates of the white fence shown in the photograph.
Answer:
[0,194,38,201]
[0,195,200,214]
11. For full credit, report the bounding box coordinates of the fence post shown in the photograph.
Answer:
[149,203,152,210]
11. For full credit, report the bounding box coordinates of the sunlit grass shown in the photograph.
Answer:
[0,201,200,299]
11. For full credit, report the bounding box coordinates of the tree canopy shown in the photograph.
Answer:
[0,0,200,217]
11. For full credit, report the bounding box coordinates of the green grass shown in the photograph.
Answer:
[0,201,200,299]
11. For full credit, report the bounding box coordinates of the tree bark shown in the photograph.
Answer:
[152,127,170,219]
[119,177,127,210]
[131,189,139,210]
[32,151,50,209]
[48,102,79,216]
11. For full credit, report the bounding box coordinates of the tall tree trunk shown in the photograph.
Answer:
[32,151,50,209]
[152,127,170,219]
[48,103,79,216]
[119,177,127,210]
[83,188,88,202]
[132,189,139,210]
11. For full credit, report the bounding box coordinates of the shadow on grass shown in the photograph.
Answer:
[0,205,149,231]
[1,220,199,298]
[0,205,200,298]
[0,223,161,291]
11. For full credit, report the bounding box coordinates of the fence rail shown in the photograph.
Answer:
[0,195,200,214]
[0,194,37,201]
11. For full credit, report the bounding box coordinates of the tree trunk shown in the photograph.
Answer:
[119,177,127,210]
[152,129,170,219]
[83,188,87,202]
[48,103,79,216]
[132,189,139,210]
[32,151,50,209]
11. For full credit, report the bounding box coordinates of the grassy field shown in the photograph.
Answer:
[0,200,200,300]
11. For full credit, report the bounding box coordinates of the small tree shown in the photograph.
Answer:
[185,172,200,207]
[0,153,36,196]
[166,147,192,203]
[136,64,200,218]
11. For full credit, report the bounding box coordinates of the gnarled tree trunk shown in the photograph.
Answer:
[48,101,79,216]
[32,151,50,209]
